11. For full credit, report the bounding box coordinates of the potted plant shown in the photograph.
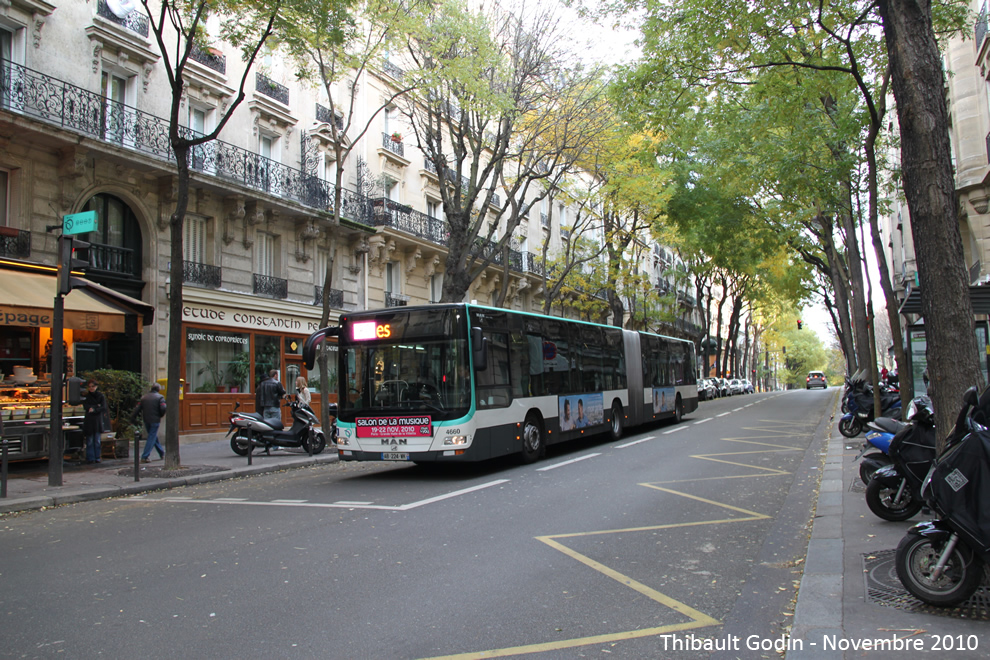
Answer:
[391,132,402,143]
[225,352,251,394]
[197,361,225,393]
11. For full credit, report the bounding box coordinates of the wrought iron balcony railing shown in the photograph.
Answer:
[382,60,404,80]
[370,198,449,246]
[183,260,222,288]
[189,45,226,75]
[253,273,288,299]
[256,72,289,105]
[978,3,989,51]
[540,212,549,228]
[88,243,137,277]
[385,291,409,307]
[0,227,31,259]
[315,103,344,130]
[381,132,404,157]
[0,61,366,220]
[423,158,469,189]
[96,0,149,37]
[314,285,344,308]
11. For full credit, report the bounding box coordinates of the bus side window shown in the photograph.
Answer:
[476,331,511,408]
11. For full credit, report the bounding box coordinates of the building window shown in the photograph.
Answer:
[257,232,276,277]
[184,215,207,263]
[385,261,398,294]
[185,328,250,394]
[316,248,331,286]
[430,273,442,303]
[427,199,440,220]
[100,69,136,146]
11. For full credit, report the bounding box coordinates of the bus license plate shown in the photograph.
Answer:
[382,452,410,461]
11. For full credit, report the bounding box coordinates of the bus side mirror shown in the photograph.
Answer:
[303,326,339,370]
[471,326,488,372]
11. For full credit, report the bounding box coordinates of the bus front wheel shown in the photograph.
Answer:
[520,414,545,464]
[609,404,624,441]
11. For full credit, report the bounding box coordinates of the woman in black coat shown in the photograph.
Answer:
[82,379,107,464]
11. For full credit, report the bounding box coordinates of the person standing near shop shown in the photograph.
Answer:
[82,379,107,464]
[295,375,312,408]
[256,369,286,426]
[134,383,166,463]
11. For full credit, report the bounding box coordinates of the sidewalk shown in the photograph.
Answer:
[0,436,338,515]
[788,403,988,658]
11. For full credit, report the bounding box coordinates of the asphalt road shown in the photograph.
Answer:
[0,388,834,659]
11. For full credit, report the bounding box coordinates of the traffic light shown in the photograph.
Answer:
[65,376,86,405]
[782,346,786,354]
[797,319,803,330]
[58,234,90,295]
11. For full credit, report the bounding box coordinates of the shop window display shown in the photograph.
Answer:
[185,329,250,393]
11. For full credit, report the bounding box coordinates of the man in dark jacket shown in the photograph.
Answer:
[256,370,286,425]
[134,383,166,463]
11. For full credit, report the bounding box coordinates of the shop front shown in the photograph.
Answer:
[179,288,338,434]
[0,261,154,459]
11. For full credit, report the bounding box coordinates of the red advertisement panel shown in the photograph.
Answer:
[355,415,433,438]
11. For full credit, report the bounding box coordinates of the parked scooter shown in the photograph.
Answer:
[865,397,935,521]
[896,386,990,607]
[227,396,326,456]
[838,373,902,437]
[856,417,902,484]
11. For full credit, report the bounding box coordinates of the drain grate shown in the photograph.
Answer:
[863,549,990,620]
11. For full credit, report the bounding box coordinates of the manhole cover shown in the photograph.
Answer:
[864,549,990,619]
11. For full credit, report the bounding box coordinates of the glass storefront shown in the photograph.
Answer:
[185,329,251,393]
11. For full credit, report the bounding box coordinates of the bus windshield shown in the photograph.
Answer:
[338,308,471,421]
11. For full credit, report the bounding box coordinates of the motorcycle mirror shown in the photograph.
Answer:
[963,386,979,407]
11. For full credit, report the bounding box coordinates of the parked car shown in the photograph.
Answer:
[807,371,828,389]
[697,379,716,401]
[741,378,755,394]
[706,378,722,398]
[717,378,731,397]
[729,379,744,395]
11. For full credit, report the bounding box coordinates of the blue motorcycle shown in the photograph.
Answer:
[856,417,902,484]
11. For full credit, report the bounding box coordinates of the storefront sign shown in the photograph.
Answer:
[1,306,52,328]
[182,304,325,333]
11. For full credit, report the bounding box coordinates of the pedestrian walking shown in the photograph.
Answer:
[82,379,107,464]
[256,369,286,426]
[134,383,166,463]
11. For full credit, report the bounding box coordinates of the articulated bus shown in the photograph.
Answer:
[303,303,697,464]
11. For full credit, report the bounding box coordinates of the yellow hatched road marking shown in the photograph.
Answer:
[420,419,806,659]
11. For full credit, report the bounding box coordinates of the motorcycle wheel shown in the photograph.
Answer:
[896,533,984,606]
[865,478,923,521]
[859,452,891,485]
[304,430,326,455]
[838,416,862,438]
[230,435,251,457]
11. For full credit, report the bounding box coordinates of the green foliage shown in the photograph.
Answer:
[79,369,149,442]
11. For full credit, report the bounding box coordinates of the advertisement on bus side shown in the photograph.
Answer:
[558,393,603,430]
[653,387,675,413]
[355,416,433,438]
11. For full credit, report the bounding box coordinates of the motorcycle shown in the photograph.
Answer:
[896,386,990,607]
[227,396,326,456]
[838,373,902,438]
[864,397,935,522]
[856,417,902,484]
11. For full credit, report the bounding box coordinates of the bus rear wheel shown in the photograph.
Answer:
[519,414,545,464]
[673,395,683,423]
[609,404,624,441]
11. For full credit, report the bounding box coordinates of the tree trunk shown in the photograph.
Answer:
[878,0,984,446]
[164,145,190,470]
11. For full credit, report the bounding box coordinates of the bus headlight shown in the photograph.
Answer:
[444,435,468,446]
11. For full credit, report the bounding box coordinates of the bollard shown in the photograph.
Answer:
[133,430,141,482]
[1,438,8,498]
[246,429,253,466]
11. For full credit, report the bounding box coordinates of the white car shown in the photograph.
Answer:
[729,379,744,395]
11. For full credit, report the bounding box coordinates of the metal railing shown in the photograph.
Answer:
[314,286,344,307]
[96,0,149,37]
[88,243,136,276]
[189,45,226,75]
[253,273,288,299]
[315,103,344,130]
[382,61,404,79]
[381,132,404,157]
[256,72,289,105]
[0,228,31,259]
[385,292,409,307]
[183,260,222,288]
[970,259,982,285]
[978,3,989,51]
[370,198,449,245]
